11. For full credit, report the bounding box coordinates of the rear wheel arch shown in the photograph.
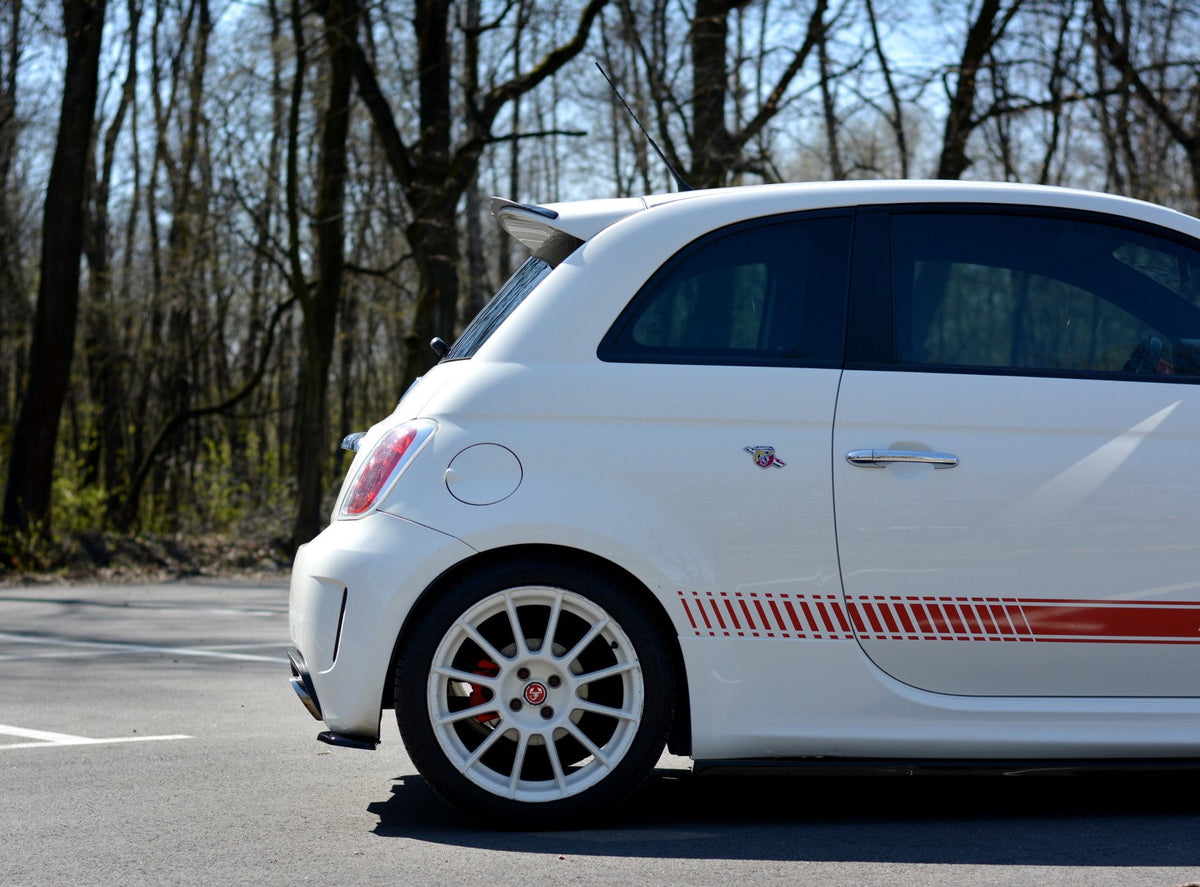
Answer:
[384,544,691,757]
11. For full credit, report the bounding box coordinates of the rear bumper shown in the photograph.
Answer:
[287,511,475,745]
[288,646,379,748]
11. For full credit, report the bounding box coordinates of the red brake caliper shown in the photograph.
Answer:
[469,660,500,724]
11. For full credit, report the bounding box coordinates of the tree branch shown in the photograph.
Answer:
[118,295,298,528]
[736,0,828,151]
[1091,0,1196,151]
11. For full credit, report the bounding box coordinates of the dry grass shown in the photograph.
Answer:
[0,530,291,585]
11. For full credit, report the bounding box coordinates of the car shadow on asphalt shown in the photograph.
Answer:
[368,767,1200,866]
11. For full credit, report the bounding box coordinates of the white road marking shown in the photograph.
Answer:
[0,631,289,663]
[0,649,131,662]
[0,723,192,750]
[198,642,293,652]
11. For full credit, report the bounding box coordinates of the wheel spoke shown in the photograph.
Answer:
[574,659,638,685]
[544,731,568,792]
[462,724,507,772]
[433,700,501,727]
[560,616,609,665]
[432,664,501,689]
[507,731,531,798]
[542,590,565,654]
[564,721,612,768]
[459,620,506,665]
[572,697,639,721]
[503,592,531,658]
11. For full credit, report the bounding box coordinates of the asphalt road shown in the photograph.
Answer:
[2,580,1199,887]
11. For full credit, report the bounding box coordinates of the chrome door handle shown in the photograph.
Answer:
[846,449,959,468]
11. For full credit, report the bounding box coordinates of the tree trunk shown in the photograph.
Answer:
[0,0,27,429]
[290,0,359,551]
[2,0,107,541]
[397,0,456,384]
[621,0,826,189]
[462,0,489,322]
[688,0,745,188]
[936,0,1019,180]
[865,0,908,178]
[347,0,607,395]
[817,13,843,180]
[83,0,139,498]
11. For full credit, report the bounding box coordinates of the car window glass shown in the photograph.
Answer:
[1113,240,1200,309]
[446,257,552,360]
[603,214,851,365]
[891,212,1200,378]
[629,261,770,350]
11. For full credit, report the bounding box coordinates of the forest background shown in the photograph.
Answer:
[2,0,1198,577]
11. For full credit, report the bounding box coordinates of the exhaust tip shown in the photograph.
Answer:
[287,647,323,721]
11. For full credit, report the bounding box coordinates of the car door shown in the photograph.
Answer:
[597,211,853,636]
[833,207,1200,697]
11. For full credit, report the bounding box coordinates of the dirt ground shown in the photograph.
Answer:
[0,530,291,586]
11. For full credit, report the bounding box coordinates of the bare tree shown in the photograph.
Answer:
[83,0,140,501]
[863,0,908,177]
[615,0,830,189]
[936,0,1023,180]
[347,0,608,395]
[290,0,360,551]
[1092,0,1200,209]
[0,0,28,431]
[816,1,845,179]
[3,0,108,541]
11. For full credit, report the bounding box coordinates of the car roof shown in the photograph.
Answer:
[492,180,1200,252]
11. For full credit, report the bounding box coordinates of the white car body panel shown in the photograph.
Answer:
[290,512,475,737]
[834,370,1200,697]
[681,637,1200,760]
[380,361,842,615]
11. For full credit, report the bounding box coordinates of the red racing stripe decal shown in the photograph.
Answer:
[679,596,698,630]
[782,600,804,633]
[1018,600,1200,641]
[676,591,1200,643]
[752,598,773,636]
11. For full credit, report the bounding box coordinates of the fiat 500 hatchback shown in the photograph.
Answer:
[289,180,1200,825]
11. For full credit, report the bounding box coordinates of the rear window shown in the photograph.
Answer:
[445,257,552,360]
[599,212,852,366]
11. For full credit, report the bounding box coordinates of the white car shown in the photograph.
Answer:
[288,180,1200,825]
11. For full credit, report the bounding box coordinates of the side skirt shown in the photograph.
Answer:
[692,757,1200,777]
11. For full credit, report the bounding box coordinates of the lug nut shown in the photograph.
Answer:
[509,699,522,711]
[516,667,530,680]
[548,675,561,688]
[541,706,554,719]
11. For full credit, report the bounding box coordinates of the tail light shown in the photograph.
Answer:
[339,420,436,518]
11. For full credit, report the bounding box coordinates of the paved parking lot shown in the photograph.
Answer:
[2,580,1199,887]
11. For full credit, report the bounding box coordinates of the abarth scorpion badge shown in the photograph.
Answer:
[744,445,787,469]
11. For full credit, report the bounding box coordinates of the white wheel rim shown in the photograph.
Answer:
[427,586,645,804]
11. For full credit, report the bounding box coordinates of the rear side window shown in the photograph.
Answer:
[445,257,552,360]
[891,212,1200,378]
[600,213,852,366]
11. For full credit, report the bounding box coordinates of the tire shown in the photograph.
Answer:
[394,558,675,827]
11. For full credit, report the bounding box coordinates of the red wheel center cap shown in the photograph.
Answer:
[523,681,548,705]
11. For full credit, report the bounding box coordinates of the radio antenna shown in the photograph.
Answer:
[595,62,693,193]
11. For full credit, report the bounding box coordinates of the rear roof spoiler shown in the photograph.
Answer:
[490,196,647,253]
